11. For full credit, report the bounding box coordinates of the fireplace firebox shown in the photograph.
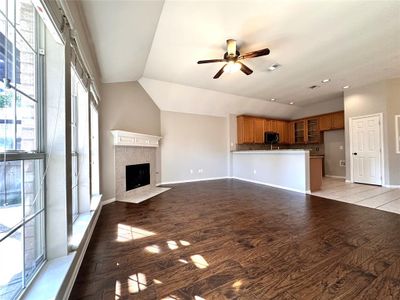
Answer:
[126,163,150,191]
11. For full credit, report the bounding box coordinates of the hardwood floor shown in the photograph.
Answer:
[70,179,400,299]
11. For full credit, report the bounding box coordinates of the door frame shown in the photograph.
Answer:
[349,113,385,186]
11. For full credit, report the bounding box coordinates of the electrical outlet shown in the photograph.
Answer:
[198,169,203,173]
[339,145,344,150]
[190,169,193,174]
[253,169,257,174]
[340,160,346,167]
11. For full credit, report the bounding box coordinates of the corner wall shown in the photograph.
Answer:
[99,81,161,200]
[160,111,229,183]
[344,78,400,186]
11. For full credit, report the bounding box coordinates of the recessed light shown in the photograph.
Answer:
[270,98,276,102]
[343,85,350,89]
[268,63,281,71]
[321,78,331,83]
[289,101,295,105]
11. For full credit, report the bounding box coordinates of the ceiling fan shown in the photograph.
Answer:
[197,39,270,79]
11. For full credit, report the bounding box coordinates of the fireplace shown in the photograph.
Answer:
[126,163,150,191]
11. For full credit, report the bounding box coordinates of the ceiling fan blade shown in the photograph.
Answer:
[238,62,253,75]
[213,64,227,79]
[197,59,226,64]
[239,48,270,60]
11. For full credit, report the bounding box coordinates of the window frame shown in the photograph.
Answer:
[0,2,46,299]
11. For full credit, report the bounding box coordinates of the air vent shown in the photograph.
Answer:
[309,85,320,89]
[268,63,281,71]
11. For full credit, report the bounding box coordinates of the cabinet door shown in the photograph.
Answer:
[307,118,320,144]
[332,111,344,129]
[276,120,288,144]
[242,117,254,143]
[288,122,295,144]
[294,120,305,144]
[264,119,272,132]
[319,114,332,131]
[253,118,265,144]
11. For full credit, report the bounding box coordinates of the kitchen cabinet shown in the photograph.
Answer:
[332,111,344,129]
[318,111,344,131]
[237,116,254,144]
[319,114,332,131]
[253,118,265,143]
[236,111,343,145]
[294,120,305,144]
[306,118,321,144]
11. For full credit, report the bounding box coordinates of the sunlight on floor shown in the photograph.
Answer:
[190,254,209,269]
[167,240,179,250]
[116,224,156,242]
[179,240,190,246]
[128,273,147,294]
[145,244,160,254]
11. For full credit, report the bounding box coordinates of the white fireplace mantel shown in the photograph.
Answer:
[111,130,162,147]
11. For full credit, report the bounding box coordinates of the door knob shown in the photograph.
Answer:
[353,152,358,155]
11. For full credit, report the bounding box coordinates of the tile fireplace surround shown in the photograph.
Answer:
[111,130,168,203]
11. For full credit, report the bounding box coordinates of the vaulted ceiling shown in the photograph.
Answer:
[80,0,400,111]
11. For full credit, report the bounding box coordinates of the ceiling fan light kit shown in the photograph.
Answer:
[197,38,270,79]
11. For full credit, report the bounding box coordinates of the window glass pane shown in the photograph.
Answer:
[16,93,36,151]
[0,18,16,84]
[0,86,16,151]
[24,159,43,218]
[72,155,78,220]
[24,212,44,282]
[0,1,6,15]
[90,103,99,196]
[0,160,22,240]
[16,32,35,99]
[15,0,35,49]
[0,227,23,300]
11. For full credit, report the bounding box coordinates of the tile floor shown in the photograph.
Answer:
[312,177,400,214]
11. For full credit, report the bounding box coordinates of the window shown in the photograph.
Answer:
[90,101,99,197]
[0,1,45,299]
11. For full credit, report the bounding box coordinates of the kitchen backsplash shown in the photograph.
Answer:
[235,143,325,155]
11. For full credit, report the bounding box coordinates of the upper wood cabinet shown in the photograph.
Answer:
[332,111,344,129]
[237,116,289,145]
[306,118,321,144]
[237,116,254,144]
[318,111,344,131]
[236,111,343,145]
[319,114,332,131]
[253,118,265,143]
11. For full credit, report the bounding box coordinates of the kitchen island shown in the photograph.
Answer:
[231,150,316,193]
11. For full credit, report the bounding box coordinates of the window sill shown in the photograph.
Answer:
[22,195,102,299]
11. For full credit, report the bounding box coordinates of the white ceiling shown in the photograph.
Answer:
[80,0,400,110]
[79,0,164,83]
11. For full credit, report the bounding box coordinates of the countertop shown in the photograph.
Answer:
[232,150,309,154]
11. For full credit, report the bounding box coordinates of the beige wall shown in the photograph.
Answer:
[99,81,161,200]
[344,78,400,185]
[387,78,400,184]
[324,130,345,178]
[160,111,228,183]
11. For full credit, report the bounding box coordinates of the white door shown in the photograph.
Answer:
[351,115,382,185]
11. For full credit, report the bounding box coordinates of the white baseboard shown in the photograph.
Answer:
[383,184,400,188]
[345,179,352,183]
[325,175,346,179]
[159,176,230,185]
[62,202,103,300]
[231,176,307,194]
[102,197,116,205]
